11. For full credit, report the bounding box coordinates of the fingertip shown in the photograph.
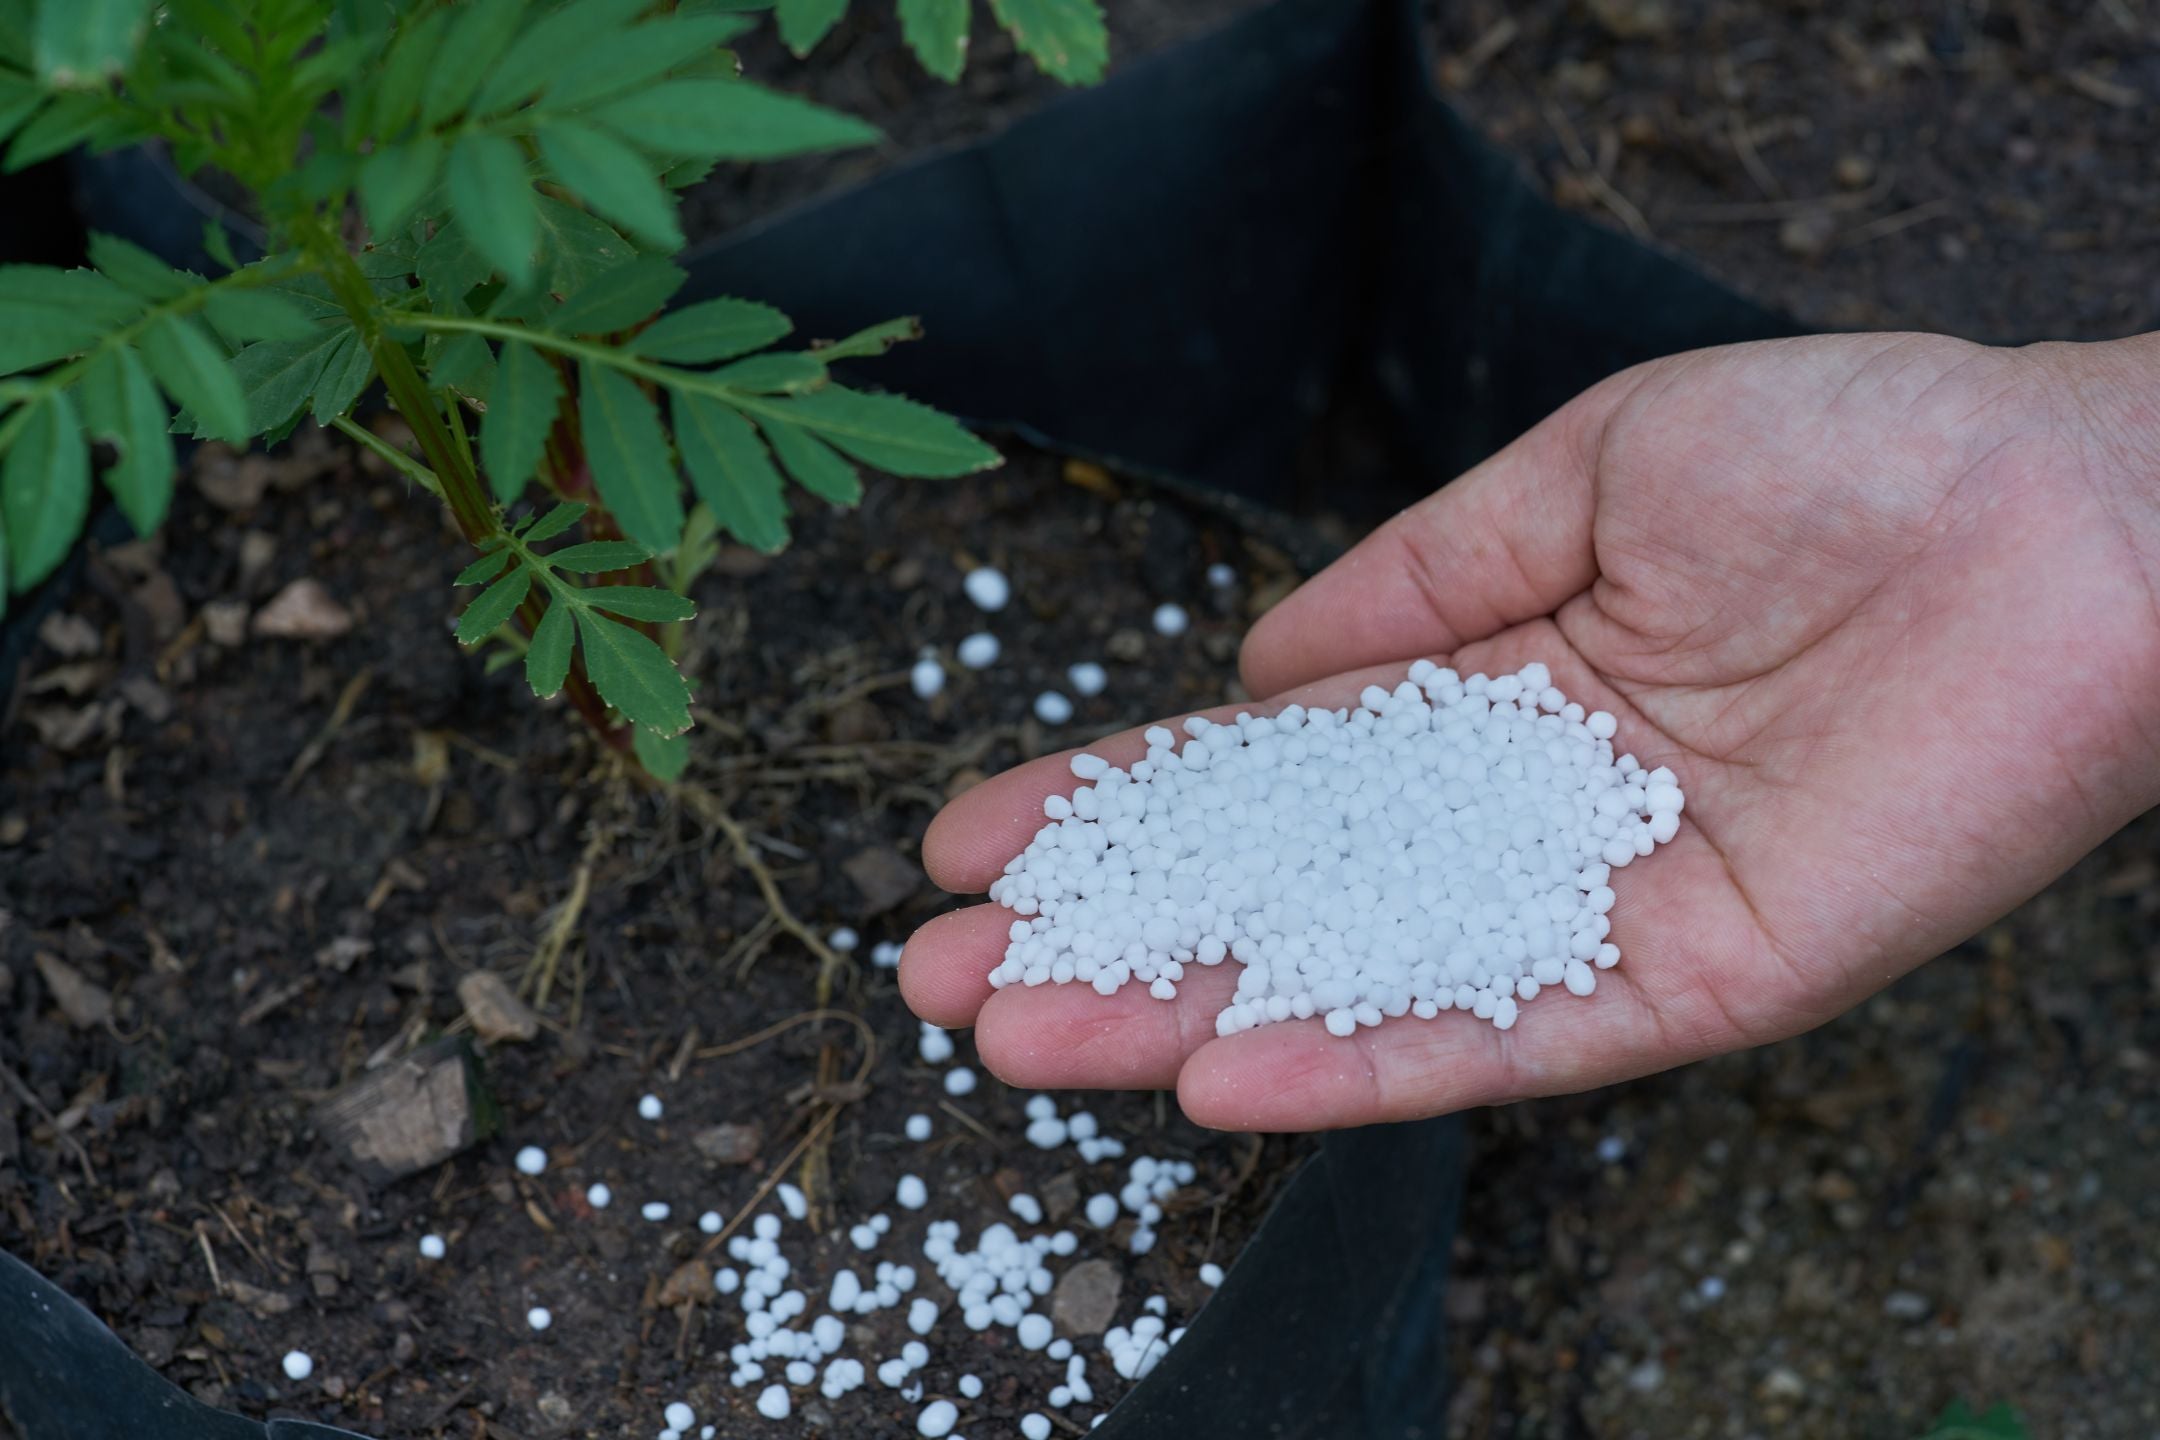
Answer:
[896,905,1012,1029]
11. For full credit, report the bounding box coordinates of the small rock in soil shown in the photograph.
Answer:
[458,970,540,1044]
[252,579,354,640]
[315,1037,482,1180]
[34,951,112,1029]
[692,1121,763,1165]
[1050,1257,1123,1336]
[657,1257,711,1307]
[195,448,277,511]
[841,845,923,916]
[201,600,250,648]
[228,1278,296,1316]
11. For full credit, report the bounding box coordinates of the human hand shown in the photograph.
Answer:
[901,331,2160,1130]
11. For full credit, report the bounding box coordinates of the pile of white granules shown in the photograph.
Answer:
[986,661,1683,1036]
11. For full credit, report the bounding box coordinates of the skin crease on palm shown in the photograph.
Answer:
[899,330,2160,1133]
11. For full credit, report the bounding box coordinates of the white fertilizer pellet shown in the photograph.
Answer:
[918,1023,955,1064]
[665,1402,696,1432]
[638,1093,664,1121]
[872,940,904,968]
[911,657,945,700]
[1199,1262,1224,1287]
[1022,1415,1053,1440]
[756,1384,791,1419]
[963,567,1011,612]
[943,1066,978,1096]
[1150,603,1188,636]
[958,632,1001,669]
[418,1233,446,1260]
[700,1210,724,1234]
[642,1202,671,1222]
[1206,562,1236,589]
[281,1350,313,1381]
[917,1398,959,1437]
[778,1183,809,1220]
[828,926,860,953]
[514,1145,547,1176]
[904,1113,933,1141]
[1067,661,1107,697]
[985,662,1681,1036]
[896,1175,928,1210]
[527,1307,552,1331]
[1034,691,1074,725]
[586,1183,612,1210]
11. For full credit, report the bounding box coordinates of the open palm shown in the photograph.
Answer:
[903,332,2160,1130]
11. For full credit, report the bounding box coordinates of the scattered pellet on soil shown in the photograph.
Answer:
[514,1145,548,1176]
[1150,602,1189,636]
[963,567,1011,612]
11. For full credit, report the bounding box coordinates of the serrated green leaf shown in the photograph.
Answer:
[480,340,561,506]
[579,359,683,552]
[230,329,339,433]
[524,500,587,542]
[0,71,44,142]
[432,331,494,398]
[473,0,647,115]
[204,287,317,343]
[761,386,1000,476]
[898,0,969,80]
[712,352,826,393]
[632,726,687,781]
[551,258,686,336]
[988,0,1106,83]
[776,0,847,55]
[536,120,683,249]
[582,584,694,621]
[544,539,648,573]
[372,5,451,135]
[455,544,514,586]
[1919,1402,2029,1440]
[455,562,531,646]
[422,0,526,127]
[673,391,788,552]
[530,196,638,300]
[575,607,691,735]
[447,132,537,287]
[200,219,239,272]
[0,264,142,374]
[87,232,188,300]
[542,13,753,110]
[632,296,790,364]
[311,330,375,424]
[4,89,118,169]
[1,390,87,591]
[78,347,173,535]
[814,315,922,361]
[414,220,491,312]
[0,503,8,611]
[357,136,444,238]
[592,79,880,160]
[140,313,248,442]
[33,0,151,85]
[760,414,858,506]
[525,592,573,696]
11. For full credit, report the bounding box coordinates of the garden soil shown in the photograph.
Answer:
[0,432,1302,1439]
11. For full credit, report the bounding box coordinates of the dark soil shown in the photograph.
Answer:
[1429,0,2160,342]
[0,433,1306,1438]
[681,0,1261,240]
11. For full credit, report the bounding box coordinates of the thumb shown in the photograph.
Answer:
[1239,369,1630,699]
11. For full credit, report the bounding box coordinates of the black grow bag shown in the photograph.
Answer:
[12,0,1812,1433]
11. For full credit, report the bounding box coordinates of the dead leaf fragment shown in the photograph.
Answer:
[227,1279,296,1316]
[254,579,354,640]
[36,612,101,658]
[841,845,922,916]
[34,951,112,1029]
[202,600,250,647]
[458,970,540,1044]
[656,1258,711,1308]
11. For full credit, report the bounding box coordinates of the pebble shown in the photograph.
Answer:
[911,657,945,699]
[514,1146,548,1176]
[1034,691,1074,725]
[1150,602,1188,636]
[963,567,1011,611]
[527,1307,553,1331]
[281,1350,313,1381]
[1067,661,1107,697]
[418,1234,446,1260]
[958,632,1001,669]
[638,1093,664,1121]
[944,1066,978,1096]
[905,1113,933,1141]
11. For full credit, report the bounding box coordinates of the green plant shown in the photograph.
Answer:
[0,0,1104,776]
[1915,1401,2029,1440]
